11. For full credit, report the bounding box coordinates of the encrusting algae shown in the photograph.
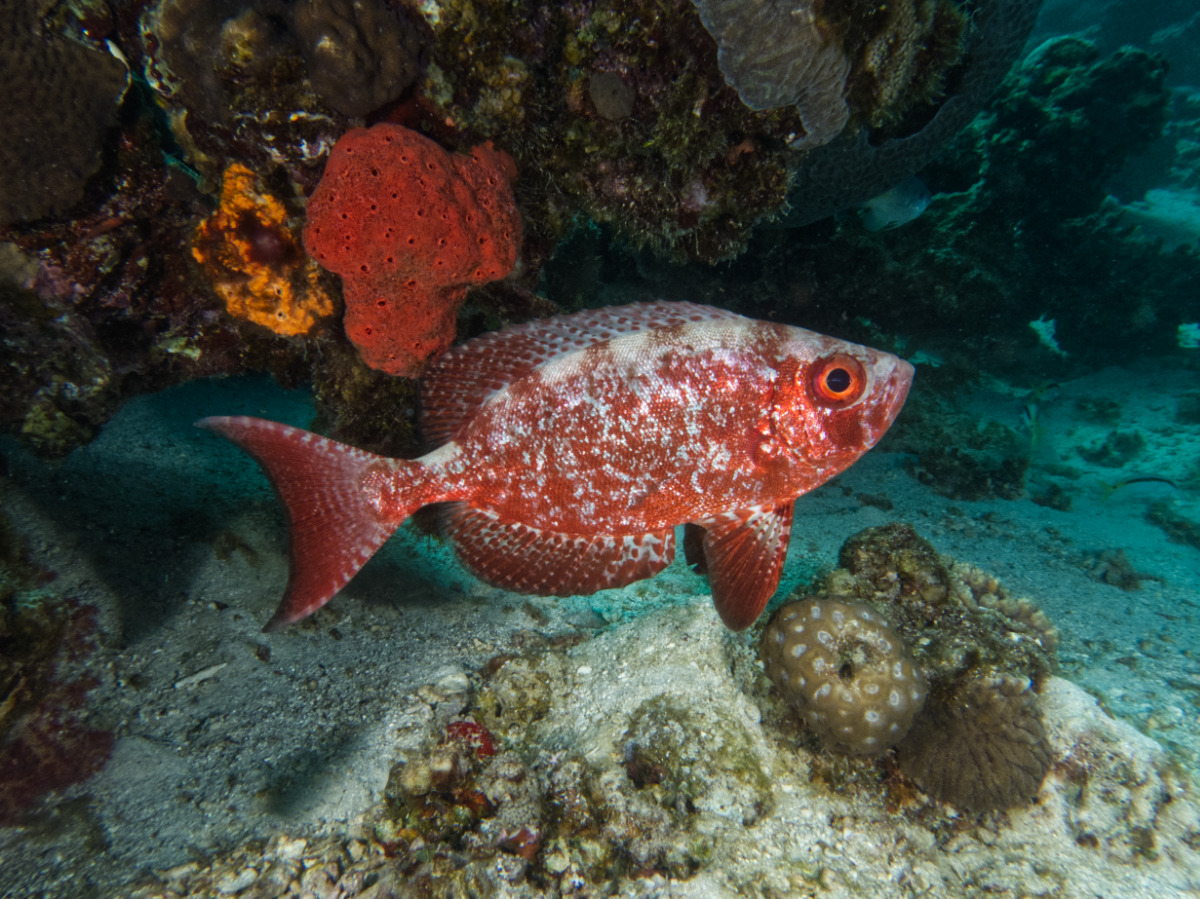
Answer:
[191,163,334,337]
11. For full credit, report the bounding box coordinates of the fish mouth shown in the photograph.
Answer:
[866,356,915,443]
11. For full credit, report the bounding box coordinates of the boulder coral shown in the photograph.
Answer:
[760,596,927,756]
[0,0,128,224]
[303,124,522,377]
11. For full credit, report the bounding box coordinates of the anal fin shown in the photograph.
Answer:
[697,503,793,630]
[443,505,675,596]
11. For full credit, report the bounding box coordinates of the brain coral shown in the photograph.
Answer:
[303,123,522,376]
[0,0,128,223]
[761,596,927,756]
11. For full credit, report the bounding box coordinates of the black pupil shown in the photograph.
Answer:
[825,367,852,393]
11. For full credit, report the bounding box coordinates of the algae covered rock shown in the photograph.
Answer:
[377,601,775,890]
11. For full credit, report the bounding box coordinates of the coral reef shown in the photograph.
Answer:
[137,0,350,188]
[192,163,335,336]
[760,597,927,755]
[0,115,281,456]
[0,0,1041,452]
[697,33,1197,382]
[303,123,522,376]
[293,0,426,117]
[897,672,1052,812]
[779,0,1040,225]
[778,523,1058,811]
[692,0,852,148]
[0,0,129,224]
[117,672,1200,898]
[116,593,1200,897]
[411,0,977,262]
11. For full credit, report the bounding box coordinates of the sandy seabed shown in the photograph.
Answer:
[1,362,1198,898]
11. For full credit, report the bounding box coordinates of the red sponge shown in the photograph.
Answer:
[304,123,522,376]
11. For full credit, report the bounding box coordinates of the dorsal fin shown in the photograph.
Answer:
[419,300,744,447]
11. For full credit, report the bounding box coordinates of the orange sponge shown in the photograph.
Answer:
[192,163,334,337]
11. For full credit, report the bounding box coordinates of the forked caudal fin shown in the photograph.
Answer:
[196,416,438,631]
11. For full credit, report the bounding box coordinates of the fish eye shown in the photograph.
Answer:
[809,354,867,407]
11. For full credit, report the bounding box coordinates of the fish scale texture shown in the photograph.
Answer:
[442,317,795,535]
[420,301,743,447]
[303,123,522,377]
[195,416,431,629]
[418,302,911,627]
[443,506,676,597]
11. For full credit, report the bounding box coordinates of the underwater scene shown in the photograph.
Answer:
[2,0,1200,896]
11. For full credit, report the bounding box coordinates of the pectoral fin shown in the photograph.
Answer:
[697,503,793,630]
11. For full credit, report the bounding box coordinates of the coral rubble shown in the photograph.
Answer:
[119,604,1200,898]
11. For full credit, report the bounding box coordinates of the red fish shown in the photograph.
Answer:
[198,301,912,632]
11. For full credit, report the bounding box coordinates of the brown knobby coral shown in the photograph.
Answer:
[0,0,128,223]
[293,0,426,117]
[897,672,1051,812]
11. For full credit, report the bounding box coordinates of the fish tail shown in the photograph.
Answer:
[197,416,438,631]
